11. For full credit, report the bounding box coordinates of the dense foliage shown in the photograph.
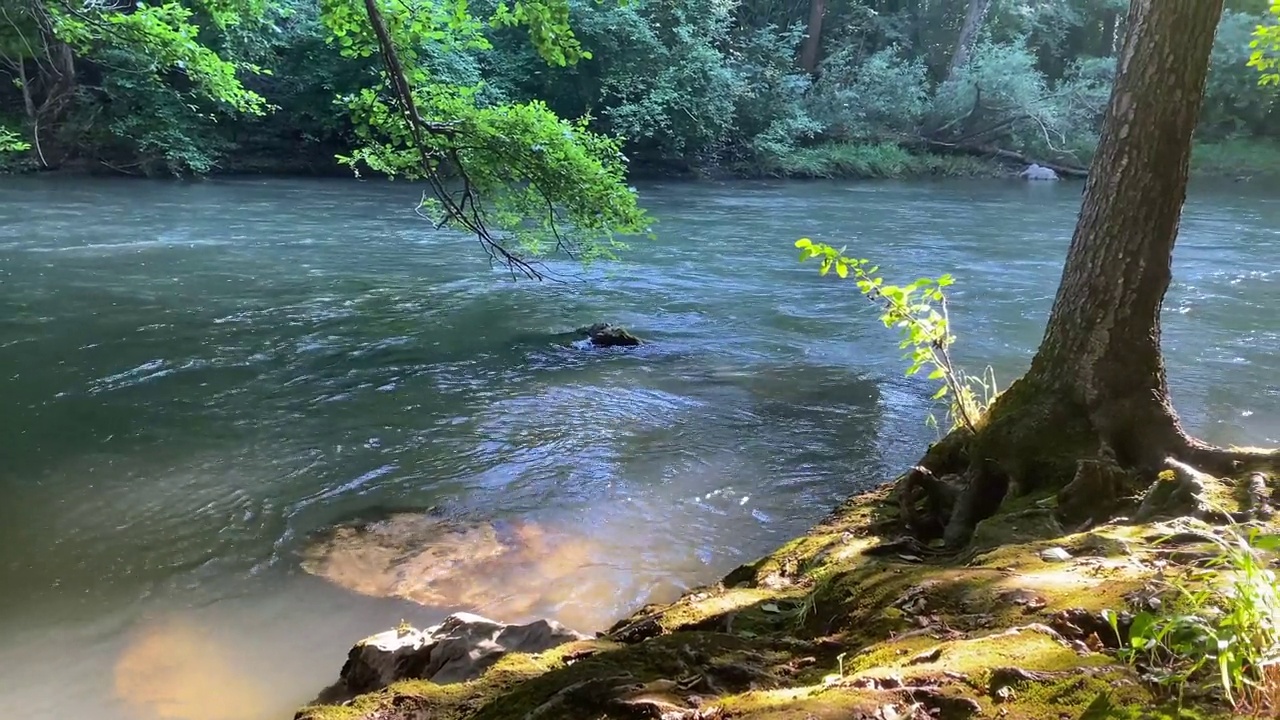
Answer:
[1,0,1278,178]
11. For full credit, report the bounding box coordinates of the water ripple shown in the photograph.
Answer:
[0,177,1275,718]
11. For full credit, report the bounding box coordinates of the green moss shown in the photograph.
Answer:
[295,640,614,720]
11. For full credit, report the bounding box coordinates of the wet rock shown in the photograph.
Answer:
[577,322,643,347]
[1019,163,1060,181]
[608,615,664,644]
[300,509,712,634]
[337,612,589,697]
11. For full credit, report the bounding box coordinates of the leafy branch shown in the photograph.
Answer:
[0,125,30,153]
[319,0,648,278]
[795,237,996,433]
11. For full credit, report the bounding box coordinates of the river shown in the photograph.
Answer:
[0,176,1276,720]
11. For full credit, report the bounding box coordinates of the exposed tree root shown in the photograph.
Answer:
[1175,434,1280,476]
[893,377,1278,548]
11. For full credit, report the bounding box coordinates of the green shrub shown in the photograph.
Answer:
[757,142,998,179]
[1204,10,1280,137]
[807,46,929,142]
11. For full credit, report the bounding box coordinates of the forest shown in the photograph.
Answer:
[1,0,1278,178]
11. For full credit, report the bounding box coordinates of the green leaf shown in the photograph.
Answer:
[795,238,813,249]
[1128,612,1156,644]
[932,386,948,399]
[836,262,848,279]
[1248,533,1280,551]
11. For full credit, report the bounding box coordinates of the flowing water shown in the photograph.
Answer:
[0,176,1276,720]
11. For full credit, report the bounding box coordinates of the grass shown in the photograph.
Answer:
[1112,518,1280,715]
[755,141,1004,180]
[1191,137,1280,179]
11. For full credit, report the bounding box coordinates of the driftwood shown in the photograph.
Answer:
[915,139,1090,178]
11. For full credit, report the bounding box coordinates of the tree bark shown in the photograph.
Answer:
[798,0,826,74]
[944,0,992,82]
[900,0,1278,547]
[1025,0,1224,468]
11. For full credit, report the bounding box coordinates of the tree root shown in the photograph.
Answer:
[1243,472,1274,520]
[1175,434,1280,476]
[1134,458,1214,522]
[893,414,1277,548]
[898,466,958,540]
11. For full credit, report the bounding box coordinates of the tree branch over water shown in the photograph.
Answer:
[328,0,650,279]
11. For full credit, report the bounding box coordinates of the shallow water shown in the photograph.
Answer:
[0,176,1276,719]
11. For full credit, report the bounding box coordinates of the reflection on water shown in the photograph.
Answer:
[114,618,272,720]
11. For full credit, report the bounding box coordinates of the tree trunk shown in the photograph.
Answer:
[901,0,1277,548]
[798,0,826,74]
[18,61,36,121]
[1025,0,1223,468]
[944,0,992,82]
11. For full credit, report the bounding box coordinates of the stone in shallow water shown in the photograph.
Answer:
[114,618,272,720]
[298,513,675,632]
[334,612,588,698]
[576,323,643,347]
[1019,163,1060,181]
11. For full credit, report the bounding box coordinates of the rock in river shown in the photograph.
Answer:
[298,512,686,632]
[300,514,572,613]
[577,322,643,347]
[331,612,588,699]
[1019,163,1060,181]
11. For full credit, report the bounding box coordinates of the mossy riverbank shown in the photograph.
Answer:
[295,470,1270,720]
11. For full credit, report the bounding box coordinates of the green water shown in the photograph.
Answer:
[0,176,1275,719]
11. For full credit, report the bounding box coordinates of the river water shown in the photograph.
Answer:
[0,176,1276,719]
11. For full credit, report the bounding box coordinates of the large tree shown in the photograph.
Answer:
[902,0,1279,547]
[943,0,992,83]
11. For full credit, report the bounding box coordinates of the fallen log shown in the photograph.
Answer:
[914,139,1090,178]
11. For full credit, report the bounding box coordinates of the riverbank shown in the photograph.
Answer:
[7,138,1279,181]
[1191,137,1280,179]
[747,137,1280,180]
[295,468,1274,720]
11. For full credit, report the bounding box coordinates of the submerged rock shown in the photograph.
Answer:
[1019,163,1060,181]
[298,511,698,632]
[115,617,273,720]
[577,322,643,347]
[333,613,588,698]
[299,514,583,617]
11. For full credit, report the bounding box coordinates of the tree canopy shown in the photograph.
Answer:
[2,0,1278,181]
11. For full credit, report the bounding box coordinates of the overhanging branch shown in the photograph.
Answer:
[359,0,555,280]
